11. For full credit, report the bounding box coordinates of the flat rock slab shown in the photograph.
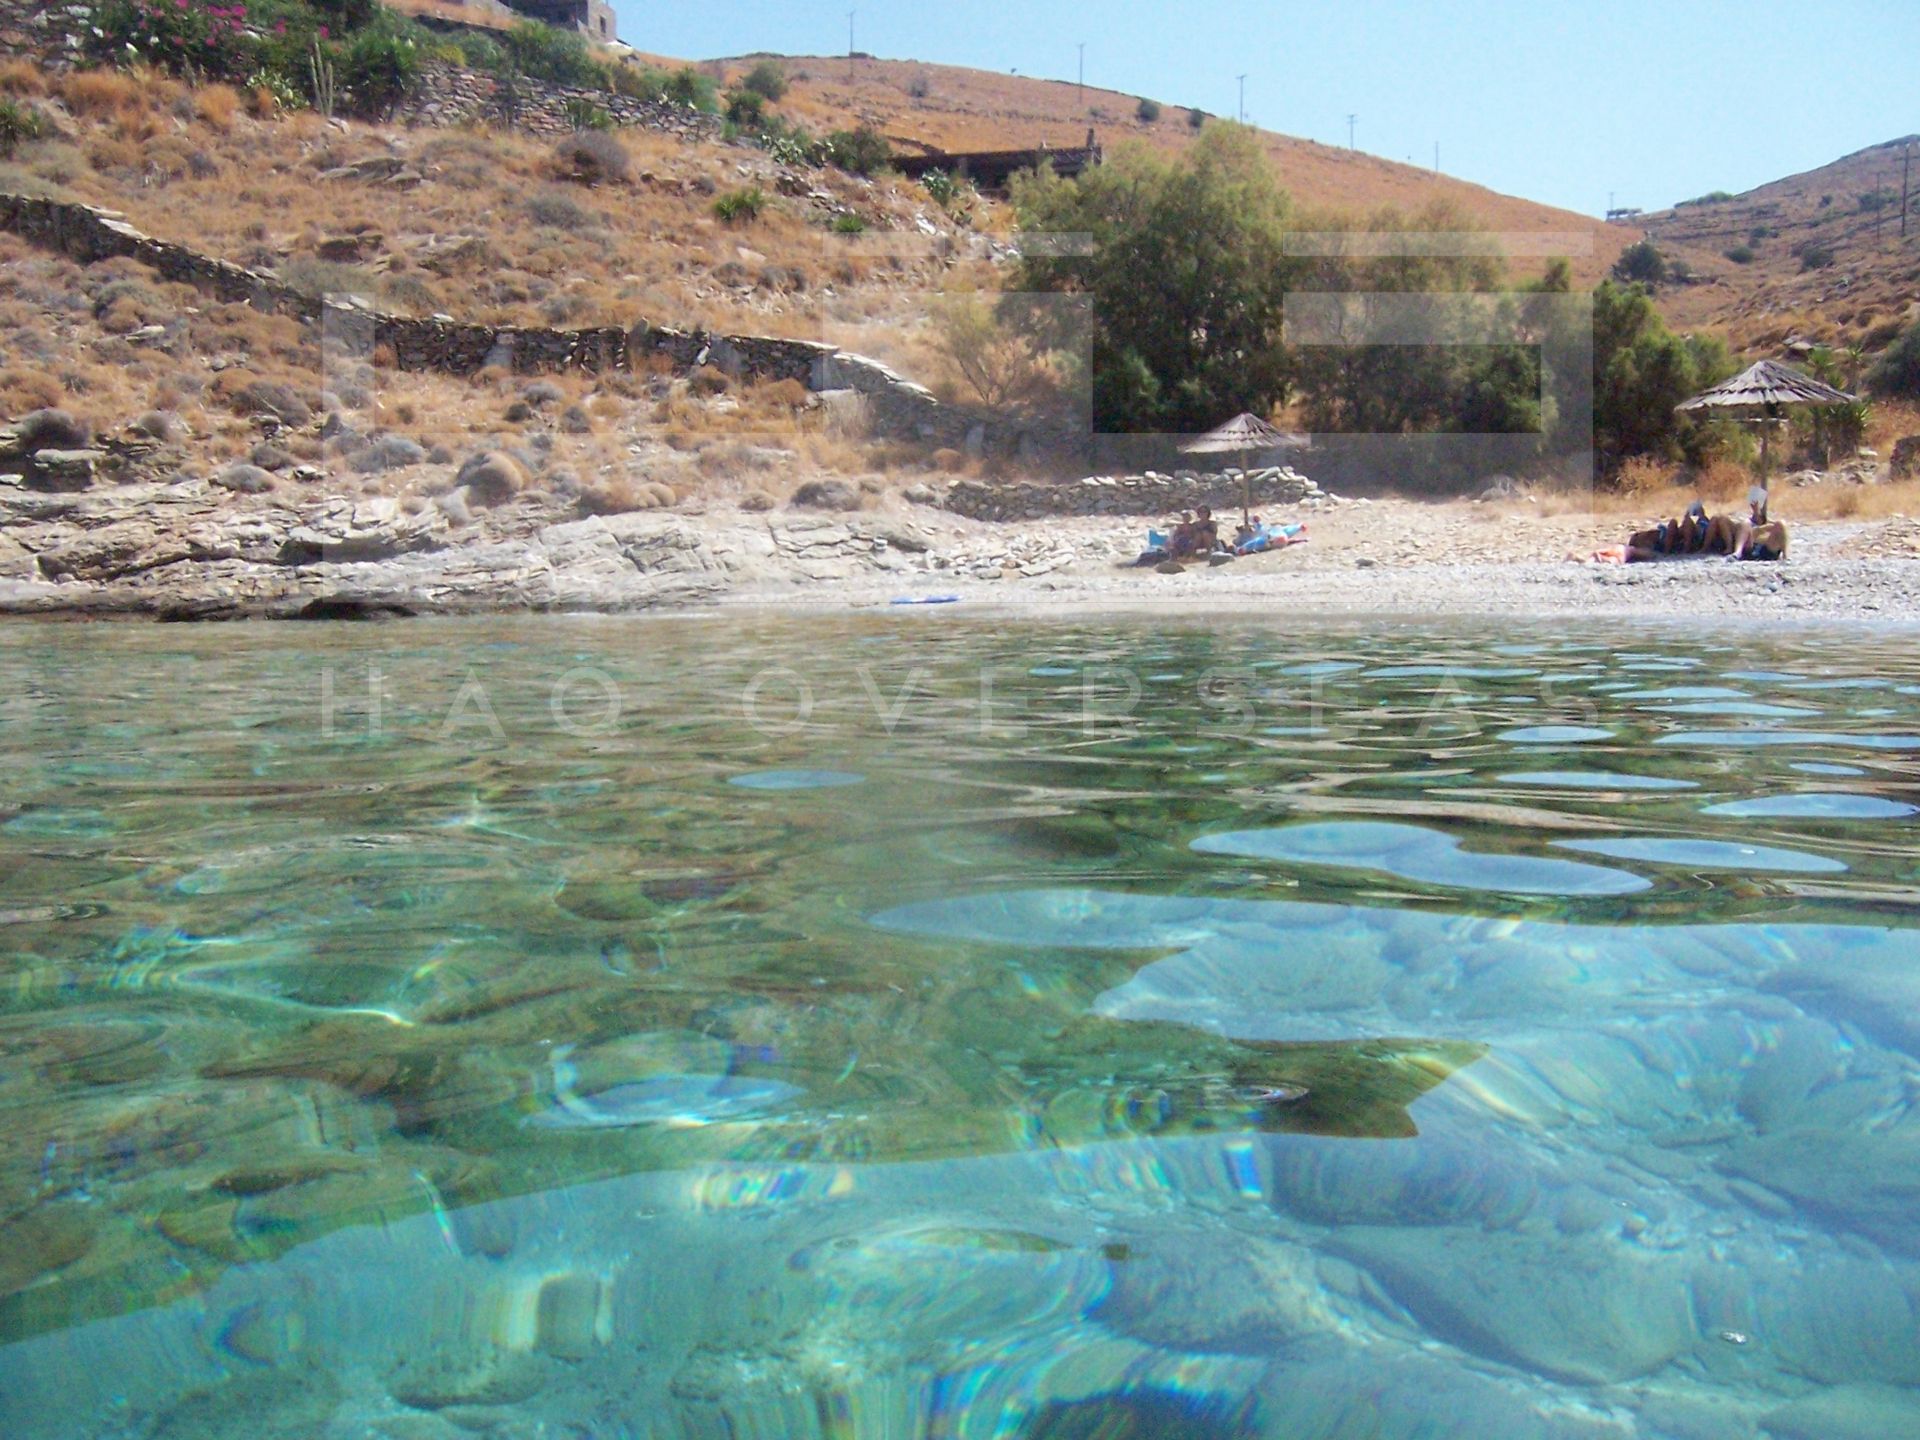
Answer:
[1328,1222,1695,1384]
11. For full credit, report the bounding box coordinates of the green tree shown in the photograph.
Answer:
[1611,239,1668,286]
[1011,124,1297,433]
[1589,280,1738,473]
[1868,316,1920,399]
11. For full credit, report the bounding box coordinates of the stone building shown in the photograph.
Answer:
[503,0,617,42]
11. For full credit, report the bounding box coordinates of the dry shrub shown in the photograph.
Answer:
[750,377,810,413]
[247,86,277,120]
[194,84,240,131]
[688,366,731,396]
[930,447,966,472]
[576,476,676,514]
[552,131,630,187]
[87,136,144,173]
[1695,457,1751,502]
[1612,456,1670,497]
[0,368,65,415]
[0,60,46,97]
[61,70,141,119]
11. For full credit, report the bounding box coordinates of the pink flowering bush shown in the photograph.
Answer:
[90,0,253,76]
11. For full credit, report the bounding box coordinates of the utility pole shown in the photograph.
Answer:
[847,9,855,58]
[1896,141,1912,240]
[1434,141,1440,174]
[1077,43,1085,100]
[1236,74,1247,124]
[1347,113,1357,150]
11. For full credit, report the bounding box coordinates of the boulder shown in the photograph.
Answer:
[352,436,428,474]
[212,463,275,494]
[26,449,102,491]
[1891,435,1920,481]
[315,232,382,263]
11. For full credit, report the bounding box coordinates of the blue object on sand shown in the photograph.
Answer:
[890,595,961,606]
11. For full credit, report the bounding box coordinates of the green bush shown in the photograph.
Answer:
[723,88,766,127]
[1187,107,1208,130]
[1857,189,1897,213]
[1679,190,1735,206]
[1798,242,1837,271]
[921,168,958,207]
[830,212,866,235]
[607,63,667,103]
[713,186,766,225]
[452,31,506,73]
[564,97,612,131]
[333,11,423,114]
[1868,317,1920,399]
[1724,245,1755,264]
[1135,97,1162,123]
[759,117,820,167]
[0,98,43,157]
[1611,239,1668,286]
[741,60,788,102]
[824,124,890,176]
[501,20,604,88]
[663,67,717,112]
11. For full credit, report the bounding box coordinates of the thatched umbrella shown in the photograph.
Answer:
[1676,360,1857,494]
[1180,413,1312,526]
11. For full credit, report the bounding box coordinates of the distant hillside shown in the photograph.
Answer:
[702,53,1633,287]
[1642,137,1920,361]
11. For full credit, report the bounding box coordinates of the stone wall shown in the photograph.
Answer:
[0,192,1083,463]
[942,467,1322,521]
[0,0,87,68]
[394,61,722,142]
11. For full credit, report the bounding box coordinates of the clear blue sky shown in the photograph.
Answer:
[612,0,1920,216]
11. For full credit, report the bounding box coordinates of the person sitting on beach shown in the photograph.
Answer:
[1171,506,1219,560]
[1721,486,1789,561]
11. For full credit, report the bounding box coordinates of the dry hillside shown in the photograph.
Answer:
[706,53,1634,287]
[1643,136,1920,360]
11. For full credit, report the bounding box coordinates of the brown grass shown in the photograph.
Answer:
[59,70,142,119]
[194,84,240,131]
[0,59,47,96]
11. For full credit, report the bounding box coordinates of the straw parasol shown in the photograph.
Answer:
[1180,413,1312,526]
[1675,360,1858,493]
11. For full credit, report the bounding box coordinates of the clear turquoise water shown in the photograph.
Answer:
[1,616,1918,1439]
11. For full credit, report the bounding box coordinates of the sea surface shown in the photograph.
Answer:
[1,614,1918,1439]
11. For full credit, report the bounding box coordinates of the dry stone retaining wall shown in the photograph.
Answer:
[942,467,1322,521]
[394,62,724,143]
[0,192,1081,462]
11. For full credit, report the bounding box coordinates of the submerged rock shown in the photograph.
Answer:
[1328,1223,1694,1384]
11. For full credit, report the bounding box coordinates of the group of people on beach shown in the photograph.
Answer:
[1618,487,1788,564]
[1145,506,1308,568]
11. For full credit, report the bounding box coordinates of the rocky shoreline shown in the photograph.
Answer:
[6,474,1920,625]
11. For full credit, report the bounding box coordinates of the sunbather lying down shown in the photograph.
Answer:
[1615,494,1787,563]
